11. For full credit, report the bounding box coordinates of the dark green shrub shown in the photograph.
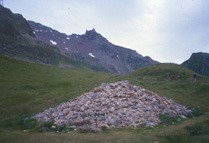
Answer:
[187,107,203,118]
[36,121,54,132]
[78,127,89,133]
[23,118,38,130]
[101,125,108,131]
[56,124,66,132]
[159,114,180,125]
[41,121,54,128]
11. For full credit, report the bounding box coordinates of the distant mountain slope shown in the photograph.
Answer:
[182,52,209,76]
[0,5,34,44]
[29,21,158,74]
[0,5,80,68]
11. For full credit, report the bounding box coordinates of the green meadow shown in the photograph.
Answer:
[0,55,209,143]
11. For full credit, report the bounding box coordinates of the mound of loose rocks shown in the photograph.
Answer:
[33,80,192,132]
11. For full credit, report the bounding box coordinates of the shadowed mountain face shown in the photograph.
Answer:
[182,52,209,76]
[0,5,34,44]
[0,5,78,68]
[29,21,158,74]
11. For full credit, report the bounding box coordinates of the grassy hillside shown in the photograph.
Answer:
[127,63,209,111]
[0,55,118,130]
[0,57,209,143]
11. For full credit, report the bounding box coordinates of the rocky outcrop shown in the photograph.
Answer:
[33,81,191,131]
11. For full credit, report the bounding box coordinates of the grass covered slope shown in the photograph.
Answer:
[128,64,209,111]
[0,58,209,143]
[0,55,118,130]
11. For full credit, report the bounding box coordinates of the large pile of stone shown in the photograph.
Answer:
[33,80,191,131]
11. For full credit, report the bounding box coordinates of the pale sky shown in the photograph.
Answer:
[4,0,209,63]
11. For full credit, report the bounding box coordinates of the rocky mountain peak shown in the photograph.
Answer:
[84,28,108,42]
[85,28,96,35]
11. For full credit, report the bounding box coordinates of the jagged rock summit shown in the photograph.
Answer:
[33,80,191,132]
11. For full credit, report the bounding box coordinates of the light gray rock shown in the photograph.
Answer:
[109,107,115,112]
[108,118,118,126]
[33,80,192,132]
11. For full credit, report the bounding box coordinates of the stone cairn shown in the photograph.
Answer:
[33,80,191,132]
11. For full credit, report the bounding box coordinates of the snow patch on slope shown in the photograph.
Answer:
[89,53,95,58]
[50,40,57,45]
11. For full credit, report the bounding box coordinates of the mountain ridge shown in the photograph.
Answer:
[0,5,158,74]
[182,52,209,76]
[28,21,158,74]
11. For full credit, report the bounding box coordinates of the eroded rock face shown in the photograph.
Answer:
[33,80,191,131]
